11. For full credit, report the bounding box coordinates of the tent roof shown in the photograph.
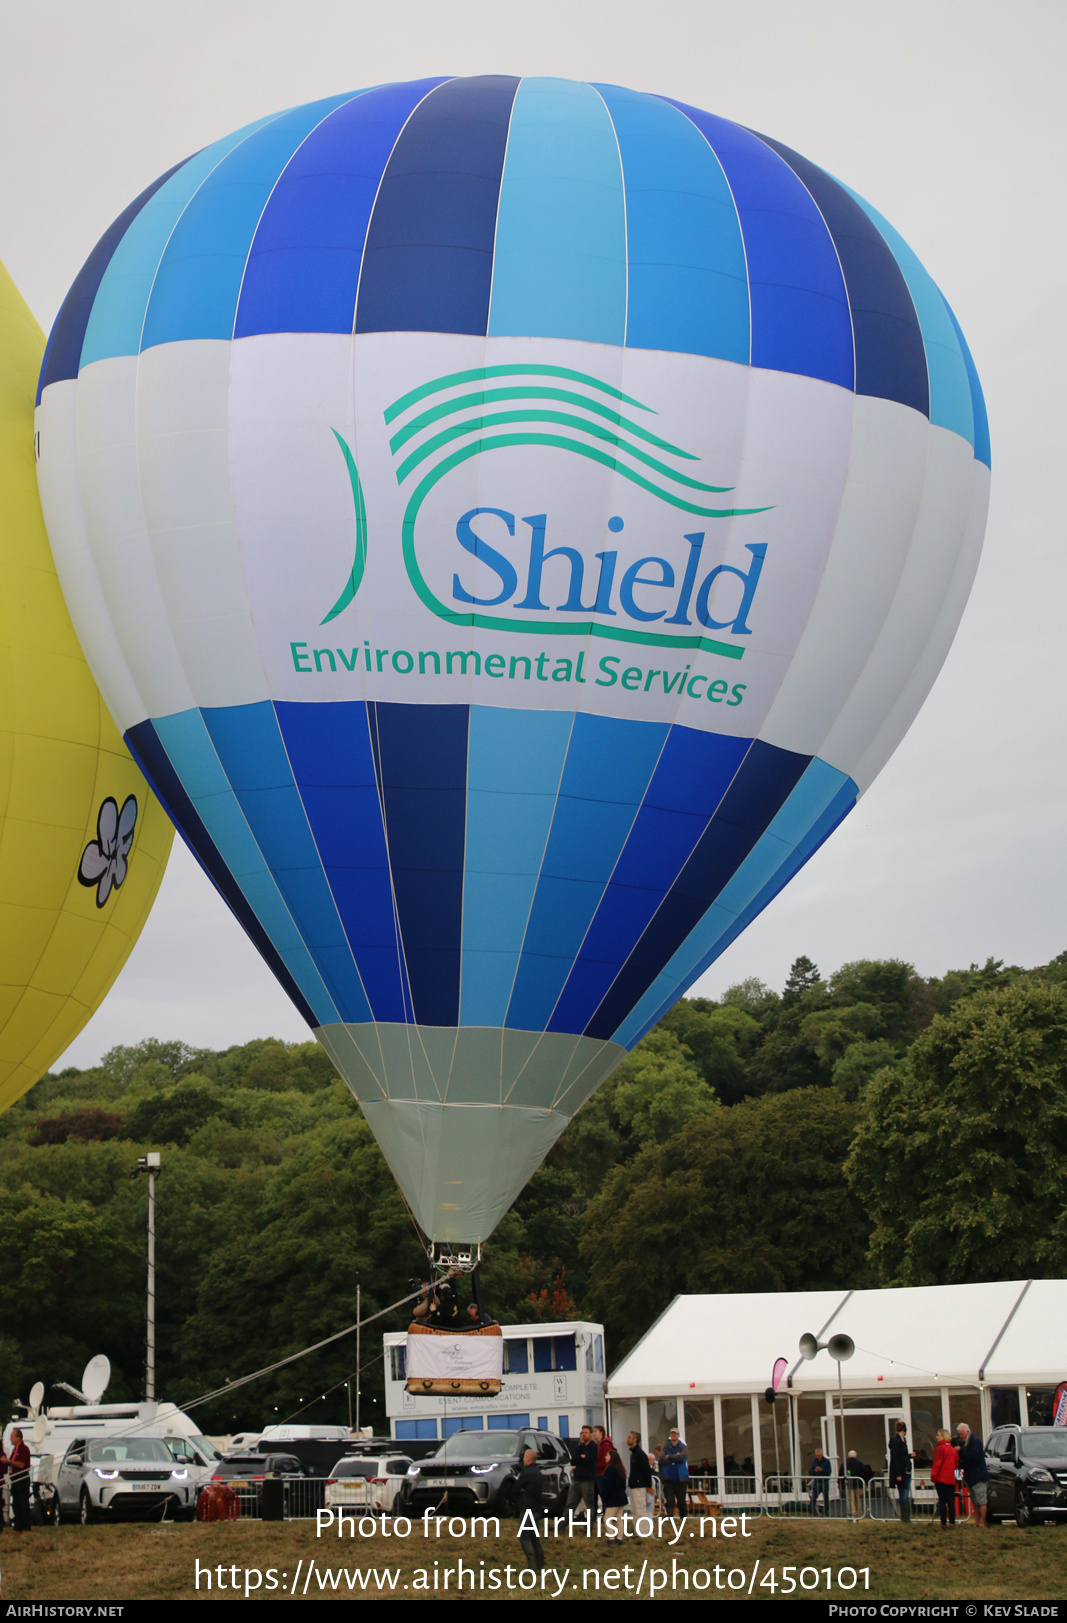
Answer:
[607,1280,1067,1397]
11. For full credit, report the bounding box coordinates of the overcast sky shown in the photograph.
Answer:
[2,0,1063,1065]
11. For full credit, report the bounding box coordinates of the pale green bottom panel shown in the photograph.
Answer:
[315,1023,626,1242]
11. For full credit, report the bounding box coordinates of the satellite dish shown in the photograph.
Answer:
[31,1415,49,1446]
[81,1354,111,1404]
[28,1380,44,1412]
[828,1334,855,1362]
[799,1332,820,1360]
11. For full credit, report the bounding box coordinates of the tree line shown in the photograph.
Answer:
[2,949,1065,1432]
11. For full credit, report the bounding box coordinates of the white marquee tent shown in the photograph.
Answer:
[606,1279,1066,1495]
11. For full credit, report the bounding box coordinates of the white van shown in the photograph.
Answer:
[27,1400,221,1512]
[228,1423,352,1451]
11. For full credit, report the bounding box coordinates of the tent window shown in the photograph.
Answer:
[990,1387,1021,1428]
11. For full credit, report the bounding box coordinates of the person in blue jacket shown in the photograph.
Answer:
[659,1429,689,1517]
[956,1423,990,1529]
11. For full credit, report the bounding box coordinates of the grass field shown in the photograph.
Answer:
[0,1512,1063,1603]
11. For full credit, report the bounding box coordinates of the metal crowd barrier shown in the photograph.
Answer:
[685,1475,764,1518]
[867,1474,944,1521]
[199,1473,968,1525]
[762,1474,854,1519]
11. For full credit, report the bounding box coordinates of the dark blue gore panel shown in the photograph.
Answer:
[752,133,929,417]
[355,76,519,337]
[124,718,316,1026]
[664,101,854,390]
[36,158,191,403]
[275,699,409,1024]
[585,739,811,1039]
[201,702,372,1023]
[234,80,447,338]
[368,702,469,1026]
[625,774,856,1050]
[547,725,751,1034]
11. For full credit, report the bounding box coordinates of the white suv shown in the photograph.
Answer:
[324,1453,413,1515]
[53,1436,197,1523]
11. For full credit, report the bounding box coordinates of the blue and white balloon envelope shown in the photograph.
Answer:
[35,77,990,1242]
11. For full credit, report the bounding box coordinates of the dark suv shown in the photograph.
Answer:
[985,1426,1067,1526]
[403,1429,571,1517]
[211,1453,320,1517]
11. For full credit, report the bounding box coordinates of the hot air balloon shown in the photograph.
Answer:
[0,257,172,1112]
[34,77,989,1256]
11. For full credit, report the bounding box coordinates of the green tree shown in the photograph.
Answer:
[659,1000,761,1105]
[783,955,822,1004]
[580,1088,869,1363]
[612,1029,717,1144]
[846,981,1067,1285]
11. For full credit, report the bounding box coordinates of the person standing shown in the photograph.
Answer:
[660,1428,689,1518]
[515,1448,545,1570]
[592,1425,614,1518]
[626,1431,654,1528]
[564,1425,597,1523]
[844,1451,866,1520]
[956,1423,989,1529]
[931,1429,958,1528]
[889,1420,914,1524]
[598,1448,629,1545]
[809,1448,831,1516]
[6,1432,31,1534]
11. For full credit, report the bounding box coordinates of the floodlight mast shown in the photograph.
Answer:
[131,1152,162,1400]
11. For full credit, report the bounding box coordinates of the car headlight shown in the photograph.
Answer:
[93,1469,120,1480]
[406,1466,420,1477]
[470,1464,498,1475]
[1028,1469,1053,1483]
[171,1468,189,1480]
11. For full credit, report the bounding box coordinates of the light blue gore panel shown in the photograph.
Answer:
[79,113,282,366]
[152,708,342,1026]
[844,186,973,447]
[595,82,749,362]
[460,706,573,1027]
[614,757,856,1047]
[487,77,627,346]
[139,95,358,349]
[942,296,991,468]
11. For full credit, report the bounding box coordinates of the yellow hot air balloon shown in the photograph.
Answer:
[0,257,172,1110]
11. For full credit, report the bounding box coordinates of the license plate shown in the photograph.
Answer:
[134,1483,163,1491]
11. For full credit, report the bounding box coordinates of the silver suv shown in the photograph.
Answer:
[53,1436,197,1523]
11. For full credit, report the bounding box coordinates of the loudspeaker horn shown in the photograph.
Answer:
[827,1333,855,1362]
[798,1332,820,1360]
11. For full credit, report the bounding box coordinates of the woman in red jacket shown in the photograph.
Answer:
[6,1429,32,1532]
[931,1428,958,1528]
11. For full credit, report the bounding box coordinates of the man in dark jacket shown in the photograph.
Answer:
[888,1421,914,1524]
[956,1424,989,1529]
[565,1425,597,1521]
[626,1431,654,1526]
[515,1448,545,1569]
[809,1448,832,1516]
